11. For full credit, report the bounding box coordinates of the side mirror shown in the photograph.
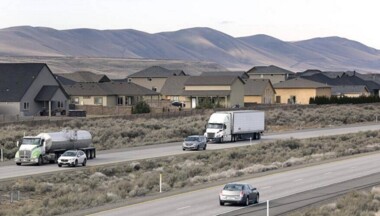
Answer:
[16,141,19,147]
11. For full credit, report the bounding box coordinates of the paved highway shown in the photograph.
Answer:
[91,152,380,216]
[1,123,380,180]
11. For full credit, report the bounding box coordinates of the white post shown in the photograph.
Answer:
[267,200,269,216]
[1,148,3,162]
[159,173,162,193]
[376,115,378,123]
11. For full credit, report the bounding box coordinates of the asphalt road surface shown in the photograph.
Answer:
[90,152,380,216]
[1,123,380,180]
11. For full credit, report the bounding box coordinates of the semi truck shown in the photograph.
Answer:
[15,129,96,166]
[205,110,265,143]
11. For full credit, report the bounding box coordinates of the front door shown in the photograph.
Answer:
[191,98,197,108]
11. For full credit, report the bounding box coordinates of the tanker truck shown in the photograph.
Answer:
[205,110,265,143]
[15,129,96,166]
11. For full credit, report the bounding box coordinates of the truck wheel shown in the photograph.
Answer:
[37,156,42,166]
[257,133,261,140]
[16,162,21,166]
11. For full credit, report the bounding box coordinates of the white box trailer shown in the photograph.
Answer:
[205,110,265,143]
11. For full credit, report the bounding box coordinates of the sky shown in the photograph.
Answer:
[1,0,380,49]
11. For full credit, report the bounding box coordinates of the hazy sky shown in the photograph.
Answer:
[1,0,380,48]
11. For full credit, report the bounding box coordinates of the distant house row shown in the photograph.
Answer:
[1,63,380,117]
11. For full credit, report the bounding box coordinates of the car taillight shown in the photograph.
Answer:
[240,191,244,197]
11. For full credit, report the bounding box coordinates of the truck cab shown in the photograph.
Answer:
[205,113,232,143]
[15,136,45,165]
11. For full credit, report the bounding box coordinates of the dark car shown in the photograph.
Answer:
[219,183,259,206]
[182,135,207,151]
[171,101,185,107]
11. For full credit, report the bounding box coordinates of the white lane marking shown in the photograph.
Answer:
[324,172,332,175]
[176,206,191,210]
[294,178,303,182]
[261,186,272,189]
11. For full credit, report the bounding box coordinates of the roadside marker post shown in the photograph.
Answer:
[0,148,3,162]
[267,200,269,216]
[159,173,162,193]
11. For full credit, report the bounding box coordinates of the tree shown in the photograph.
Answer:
[132,101,151,114]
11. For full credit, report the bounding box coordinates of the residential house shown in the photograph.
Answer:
[56,71,111,85]
[160,76,191,107]
[63,82,160,106]
[199,71,250,81]
[128,66,186,92]
[332,85,370,97]
[244,79,276,105]
[247,65,295,84]
[273,78,331,104]
[182,76,245,108]
[0,63,69,116]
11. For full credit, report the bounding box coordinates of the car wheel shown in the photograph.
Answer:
[203,144,207,150]
[182,148,186,151]
[58,164,62,167]
[196,145,200,151]
[74,160,78,167]
[255,194,259,204]
[82,159,87,166]
[37,156,42,166]
[245,196,250,206]
[16,162,21,166]
[219,201,224,206]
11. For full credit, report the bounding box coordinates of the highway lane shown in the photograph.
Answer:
[90,152,380,216]
[1,123,380,180]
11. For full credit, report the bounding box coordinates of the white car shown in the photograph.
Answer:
[57,150,87,167]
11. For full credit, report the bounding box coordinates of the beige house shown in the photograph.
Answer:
[244,79,276,104]
[128,66,186,92]
[64,82,160,106]
[273,78,331,104]
[160,76,191,108]
[247,65,295,84]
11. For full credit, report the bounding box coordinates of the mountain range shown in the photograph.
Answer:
[1,26,380,73]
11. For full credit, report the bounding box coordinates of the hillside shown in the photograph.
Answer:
[1,26,380,73]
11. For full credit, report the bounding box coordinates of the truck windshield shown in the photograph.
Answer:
[22,138,41,145]
[207,123,223,129]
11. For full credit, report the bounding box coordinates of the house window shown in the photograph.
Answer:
[173,96,179,101]
[94,97,103,105]
[152,87,157,92]
[57,101,64,108]
[72,97,80,104]
[117,97,124,105]
[128,78,132,83]
[288,96,296,104]
[126,97,133,105]
[23,102,30,110]
[147,77,152,81]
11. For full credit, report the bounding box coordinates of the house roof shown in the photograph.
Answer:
[56,71,111,83]
[181,90,231,97]
[244,79,275,95]
[35,86,60,101]
[128,66,186,78]
[247,65,295,75]
[0,63,46,102]
[160,76,190,96]
[273,78,330,89]
[199,71,249,79]
[332,85,369,95]
[64,82,159,96]
[185,76,245,86]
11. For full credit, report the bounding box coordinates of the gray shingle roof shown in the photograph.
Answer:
[332,85,369,95]
[64,82,159,96]
[244,79,275,95]
[56,71,111,83]
[160,76,190,96]
[182,90,231,96]
[185,76,244,86]
[35,86,59,101]
[273,78,330,88]
[0,63,45,102]
[199,71,249,80]
[128,66,186,78]
[247,65,295,75]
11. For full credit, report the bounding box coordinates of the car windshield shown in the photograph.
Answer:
[207,123,223,129]
[22,138,41,145]
[62,151,77,157]
[185,137,199,141]
[223,184,244,191]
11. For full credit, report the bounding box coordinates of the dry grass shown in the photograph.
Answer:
[1,130,380,215]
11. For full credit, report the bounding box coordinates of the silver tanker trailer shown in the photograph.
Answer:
[15,129,96,166]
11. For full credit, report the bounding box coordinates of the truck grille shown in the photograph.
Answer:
[207,133,215,138]
[20,150,31,159]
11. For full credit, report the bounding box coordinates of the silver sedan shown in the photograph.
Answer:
[219,182,259,206]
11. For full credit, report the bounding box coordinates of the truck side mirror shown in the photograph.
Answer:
[41,139,45,147]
